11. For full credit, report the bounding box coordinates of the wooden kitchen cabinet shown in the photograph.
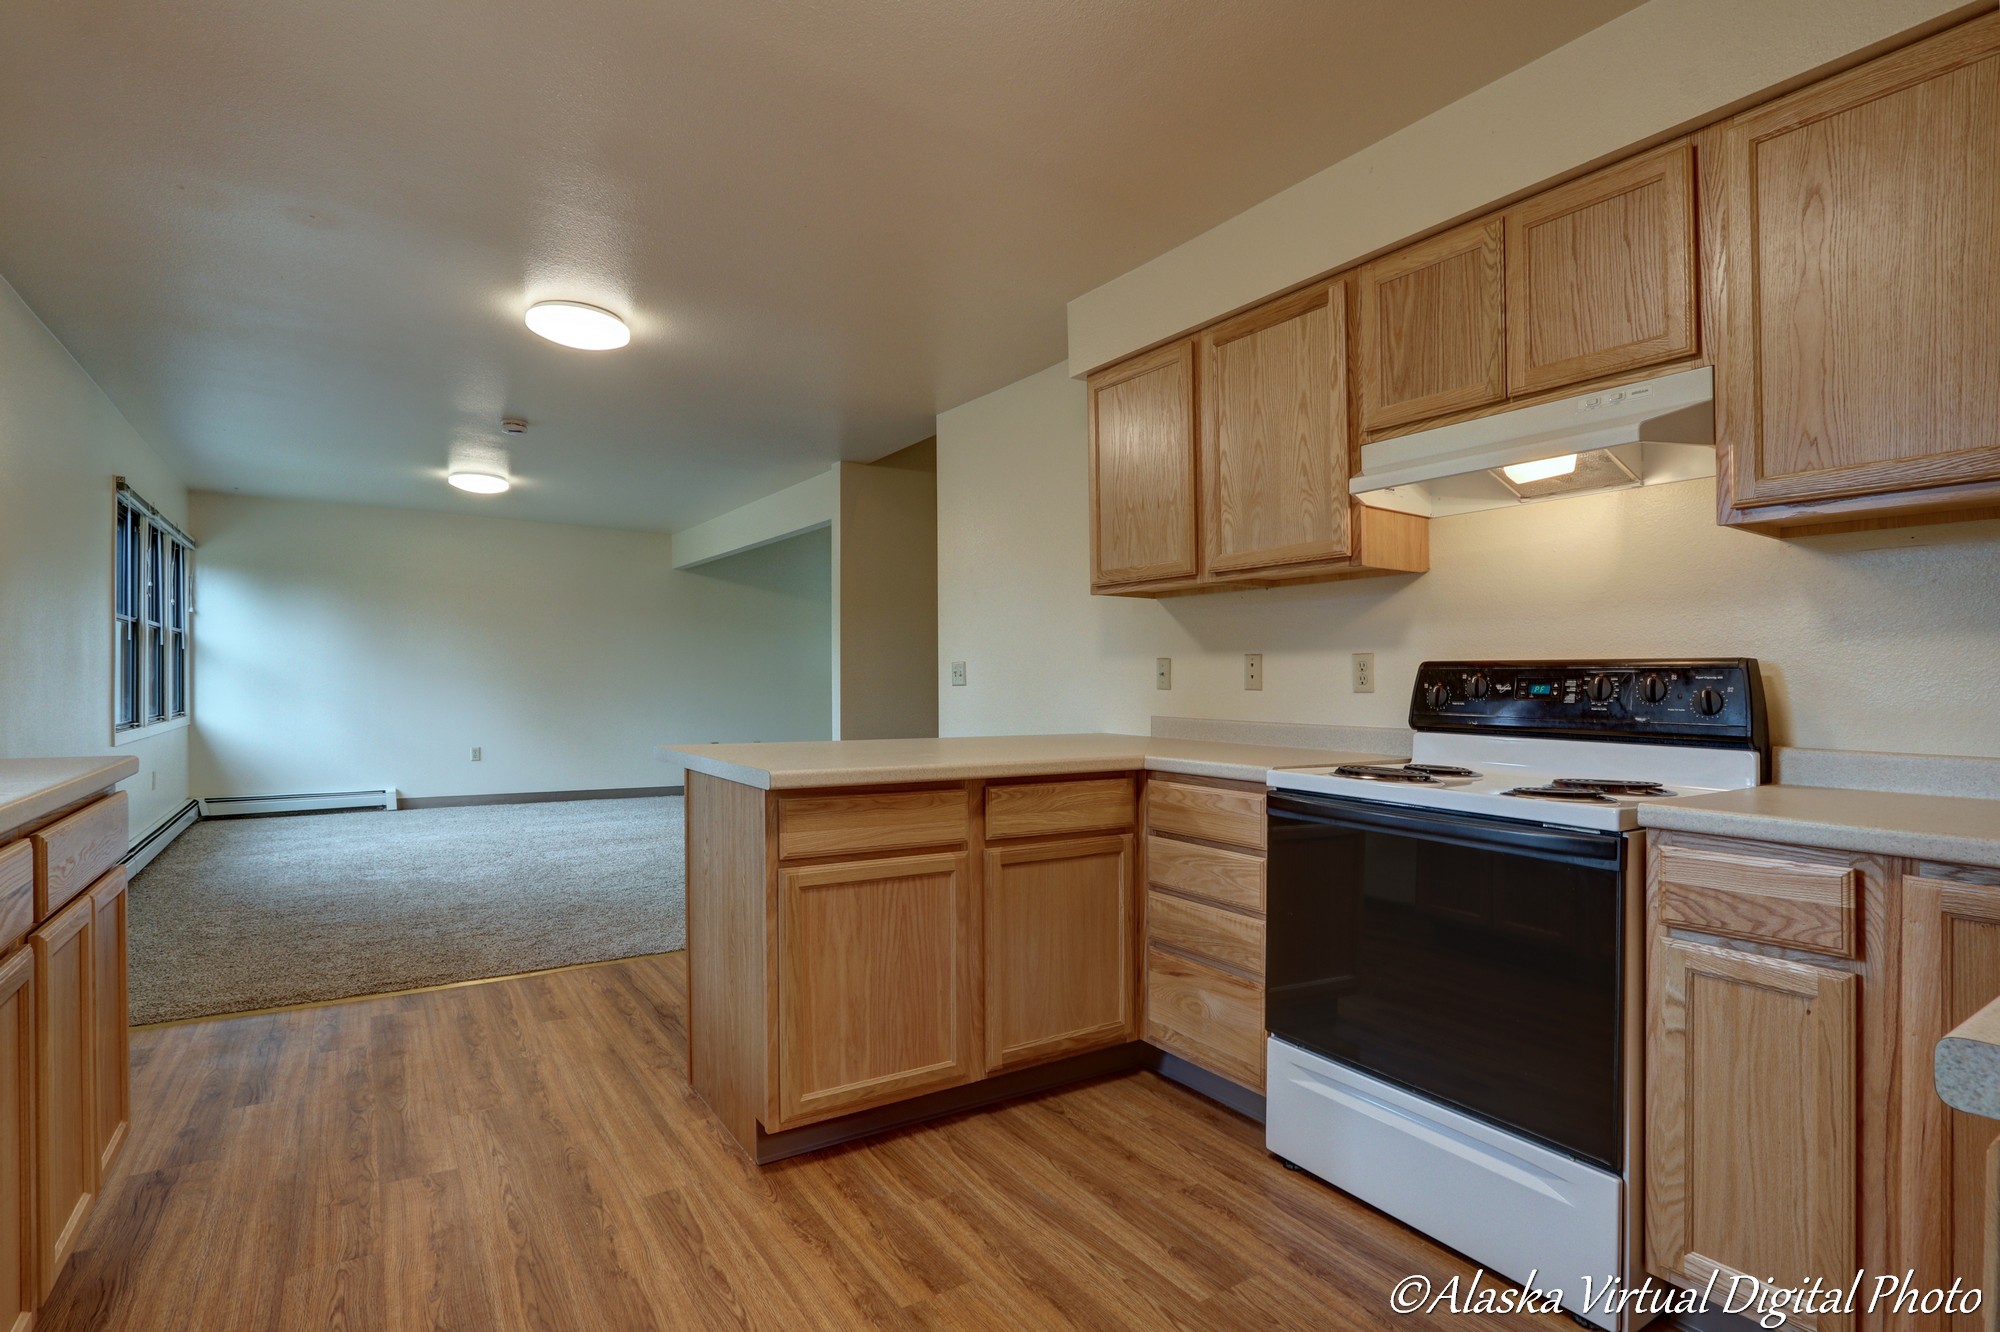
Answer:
[31,892,93,1302]
[1647,937,1857,1327]
[1357,216,1506,433]
[91,869,130,1176]
[0,946,32,1332]
[1088,339,1199,589]
[1713,14,2000,533]
[1199,281,1352,574]
[775,851,976,1128]
[983,834,1136,1071]
[1506,143,1697,396]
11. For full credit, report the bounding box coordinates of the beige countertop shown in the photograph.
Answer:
[0,756,138,837]
[665,733,1396,790]
[1639,785,2000,868]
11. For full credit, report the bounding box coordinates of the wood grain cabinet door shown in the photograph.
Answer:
[1720,17,2000,510]
[775,853,975,1128]
[31,894,93,1303]
[1646,938,1856,1330]
[90,868,130,1177]
[1088,340,1199,588]
[1895,870,2000,1329]
[1506,143,1697,395]
[1358,218,1506,433]
[983,835,1135,1072]
[0,947,33,1332]
[1199,281,1352,575]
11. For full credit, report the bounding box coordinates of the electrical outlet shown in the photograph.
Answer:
[950,661,967,687]
[1244,653,1263,691]
[1156,657,1172,690]
[1352,652,1376,693]
[470,746,483,761]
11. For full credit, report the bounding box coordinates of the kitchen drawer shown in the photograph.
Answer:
[1145,946,1264,1091]
[1147,890,1262,980]
[0,843,30,954]
[32,792,127,919]
[1145,834,1264,916]
[777,788,970,861]
[1656,842,1857,958]
[1146,778,1265,851]
[985,776,1135,840]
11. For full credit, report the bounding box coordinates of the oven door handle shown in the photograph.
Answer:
[1267,791,1624,863]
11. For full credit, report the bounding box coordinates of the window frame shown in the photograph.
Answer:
[113,486,195,745]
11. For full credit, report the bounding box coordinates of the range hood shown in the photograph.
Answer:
[1350,366,1715,517]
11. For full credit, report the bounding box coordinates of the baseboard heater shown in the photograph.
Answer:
[123,799,201,875]
[199,788,400,818]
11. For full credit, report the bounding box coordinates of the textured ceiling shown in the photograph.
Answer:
[0,0,1641,531]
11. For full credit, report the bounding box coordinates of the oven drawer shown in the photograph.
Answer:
[985,776,1134,840]
[1145,835,1264,916]
[1145,945,1264,1090]
[1656,842,1857,958]
[1146,778,1265,851]
[1148,891,1263,979]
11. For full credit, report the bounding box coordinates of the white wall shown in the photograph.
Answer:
[937,365,2000,758]
[188,493,831,800]
[1067,0,1984,372]
[835,445,939,740]
[0,275,190,840]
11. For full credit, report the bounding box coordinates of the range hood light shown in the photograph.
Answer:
[1501,454,1579,485]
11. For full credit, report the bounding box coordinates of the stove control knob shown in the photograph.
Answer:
[1465,672,1490,700]
[1586,673,1617,703]
[1424,682,1452,710]
[1639,672,1670,704]
[1695,687,1727,717]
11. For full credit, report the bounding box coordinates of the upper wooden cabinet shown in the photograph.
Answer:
[1715,15,2000,530]
[1200,281,1352,574]
[1088,340,1198,589]
[1507,143,1697,396]
[1358,218,1507,433]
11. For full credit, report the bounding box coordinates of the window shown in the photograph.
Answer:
[114,486,194,738]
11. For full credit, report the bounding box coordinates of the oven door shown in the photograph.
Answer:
[1265,791,1626,1170]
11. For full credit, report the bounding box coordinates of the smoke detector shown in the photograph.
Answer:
[501,417,529,434]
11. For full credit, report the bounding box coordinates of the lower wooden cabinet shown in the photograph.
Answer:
[984,835,1136,1071]
[1646,937,1857,1327]
[0,946,33,1332]
[32,892,94,1302]
[1144,947,1265,1092]
[91,869,130,1175]
[775,852,976,1128]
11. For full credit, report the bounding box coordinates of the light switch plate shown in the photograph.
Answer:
[1156,658,1172,690]
[1352,653,1375,693]
[1244,653,1263,691]
[470,746,483,761]
[950,661,967,687]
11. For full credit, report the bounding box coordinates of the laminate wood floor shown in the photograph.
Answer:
[42,953,1570,1331]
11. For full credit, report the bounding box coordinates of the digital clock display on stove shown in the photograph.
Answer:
[1523,680,1557,698]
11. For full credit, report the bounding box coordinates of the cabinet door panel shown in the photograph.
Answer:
[984,835,1135,1071]
[1359,218,1506,432]
[32,894,93,1302]
[1647,939,1855,1330]
[1200,282,1351,573]
[1725,19,2000,509]
[91,868,130,1177]
[777,852,974,1127]
[1898,872,2000,1330]
[1507,143,1696,395]
[0,947,32,1332]
[1090,340,1198,587]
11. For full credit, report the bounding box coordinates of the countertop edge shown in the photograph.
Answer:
[0,755,140,839]
[1936,996,2000,1120]
[1637,802,2000,870]
[670,744,1399,791]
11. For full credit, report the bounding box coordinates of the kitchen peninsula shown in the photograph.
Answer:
[666,733,1395,1162]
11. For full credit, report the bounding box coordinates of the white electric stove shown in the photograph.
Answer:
[1261,659,1768,1332]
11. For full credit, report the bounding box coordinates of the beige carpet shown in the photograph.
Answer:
[128,796,685,1024]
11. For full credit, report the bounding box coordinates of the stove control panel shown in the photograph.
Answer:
[1409,659,1767,753]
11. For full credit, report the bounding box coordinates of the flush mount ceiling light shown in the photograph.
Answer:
[524,300,630,350]
[1500,454,1579,485]
[447,471,511,495]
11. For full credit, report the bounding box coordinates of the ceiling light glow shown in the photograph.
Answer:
[524,300,631,350]
[448,471,511,495]
[1501,454,1580,485]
